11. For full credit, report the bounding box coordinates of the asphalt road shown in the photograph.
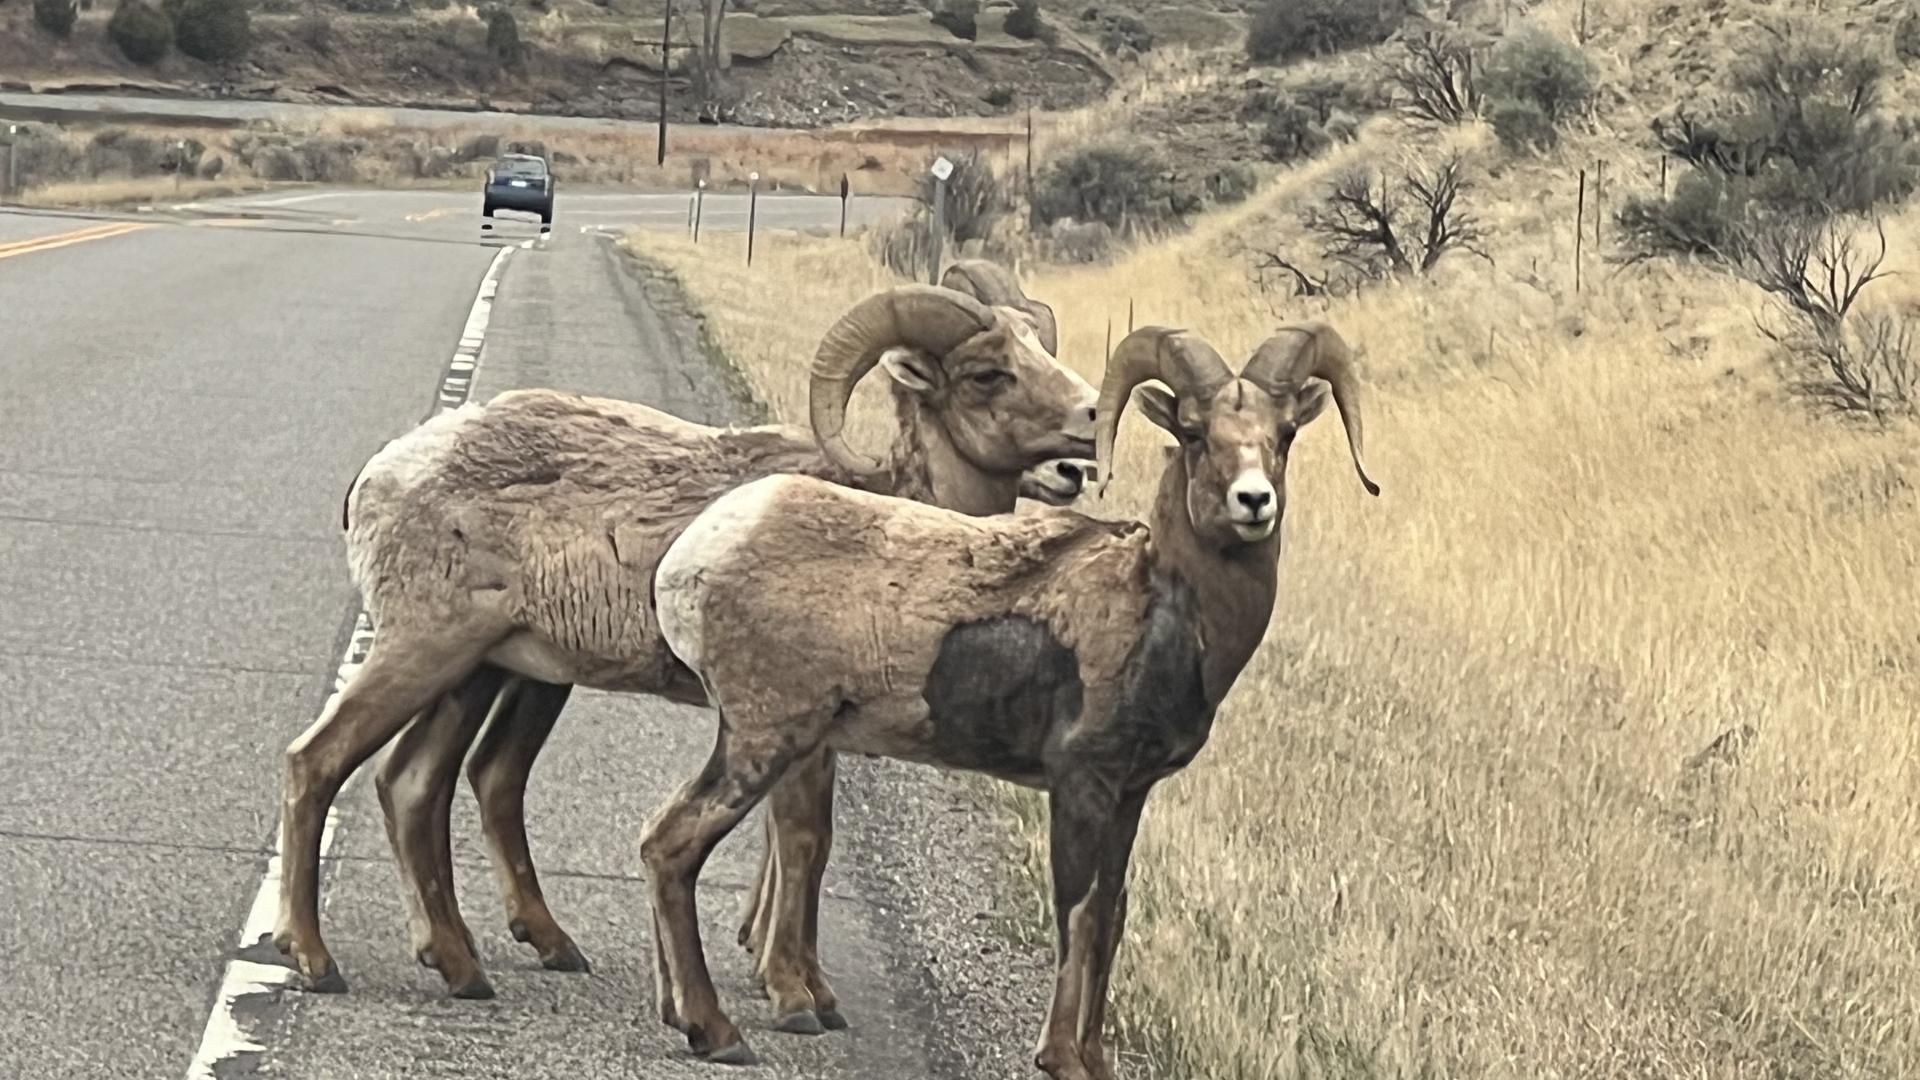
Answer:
[0,191,1048,1080]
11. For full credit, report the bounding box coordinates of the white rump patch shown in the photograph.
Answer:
[655,474,795,675]
[358,402,485,495]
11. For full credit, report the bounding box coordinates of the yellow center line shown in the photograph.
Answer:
[0,221,154,261]
[404,206,464,223]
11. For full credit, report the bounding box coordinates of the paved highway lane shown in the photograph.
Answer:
[173,185,916,238]
[0,210,499,1079]
[0,196,1049,1079]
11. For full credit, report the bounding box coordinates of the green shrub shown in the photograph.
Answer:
[1206,162,1260,204]
[8,127,86,189]
[1488,96,1556,152]
[983,84,1015,108]
[1898,9,1920,63]
[1247,0,1404,64]
[1005,0,1041,39]
[33,0,78,36]
[1033,141,1181,231]
[920,147,1009,244]
[85,129,166,175]
[1260,102,1331,162]
[1652,22,1919,220]
[1091,10,1150,53]
[1484,25,1595,123]
[931,0,977,40]
[1616,171,1748,259]
[109,0,176,63]
[172,0,252,62]
[293,12,331,53]
[487,8,525,69]
[487,8,526,68]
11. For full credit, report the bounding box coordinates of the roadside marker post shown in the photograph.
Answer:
[693,179,706,243]
[839,172,851,238]
[746,171,759,266]
[3,125,16,205]
[928,155,953,285]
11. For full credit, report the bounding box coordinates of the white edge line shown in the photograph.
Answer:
[184,243,515,1080]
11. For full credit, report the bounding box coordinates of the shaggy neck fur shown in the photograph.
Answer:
[885,388,1022,516]
[1147,453,1281,705]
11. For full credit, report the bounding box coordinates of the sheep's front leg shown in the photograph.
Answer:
[1077,791,1147,1080]
[465,677,590,972]
[754,745,844,1033]
[641,721,799,1066]
[1033,773,1140,1080]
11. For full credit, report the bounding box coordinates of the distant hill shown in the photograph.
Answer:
[0,0,1249,128]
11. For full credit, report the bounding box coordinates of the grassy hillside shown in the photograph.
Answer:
[627,0,1920,1074]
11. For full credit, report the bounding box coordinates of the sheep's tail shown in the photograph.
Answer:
[342,449,377,532]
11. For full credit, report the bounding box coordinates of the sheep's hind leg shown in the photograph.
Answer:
[374,664,511,999]
[754,745,844,1034]
[465,677,590,972]
[736,815,774,955]
[275,623,497,993]
[641,721,805,1066]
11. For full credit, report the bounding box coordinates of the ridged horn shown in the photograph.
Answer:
[1241,320,1380,496]
[808,284,994,476]
[1093,326,1234,496]
[939,259,1060,355]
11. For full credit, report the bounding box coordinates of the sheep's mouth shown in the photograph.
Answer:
[1027,460,1096,505]
[1231,518,1277,542]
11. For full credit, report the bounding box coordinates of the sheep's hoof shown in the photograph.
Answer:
[816,1007,849,1031]
[302,966,349,995]
[542,943,592,974]
[704,1040,760,1066]
[449,974,496,1001]
[773,1009,825,1036]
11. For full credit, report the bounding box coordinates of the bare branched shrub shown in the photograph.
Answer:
[1302,153,1487,278]
[1386,24,1483,125]
[1744,216,1916,421]
[1737,215,1889,334]
[1797,314,1920,422]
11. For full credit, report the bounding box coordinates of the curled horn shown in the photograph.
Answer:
[1240,320,1380,496]
[1093,326,1234,496]
[809,284,994,476]
[939,259,1059,355]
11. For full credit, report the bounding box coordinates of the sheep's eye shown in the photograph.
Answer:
[969,370,1013,391]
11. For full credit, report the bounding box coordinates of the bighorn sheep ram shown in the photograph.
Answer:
[276,271,1099,1016]
[647,321,1379,1073]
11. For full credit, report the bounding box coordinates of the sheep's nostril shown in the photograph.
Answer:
[1056,462,1082,480]
[1237,489,1273,512]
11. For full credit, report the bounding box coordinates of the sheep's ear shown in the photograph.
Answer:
[1293,382,1331,428]
[1135,386,1183,436]
[880,348,944,396]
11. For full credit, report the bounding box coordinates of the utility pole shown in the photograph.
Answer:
[656,1,696,167]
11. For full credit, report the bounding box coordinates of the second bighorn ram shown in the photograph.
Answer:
[649,321,1379,1072]
[277,271,1097,1010]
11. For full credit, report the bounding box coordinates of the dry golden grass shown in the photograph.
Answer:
[17,176,274,209]
[631,90,1920,1072]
